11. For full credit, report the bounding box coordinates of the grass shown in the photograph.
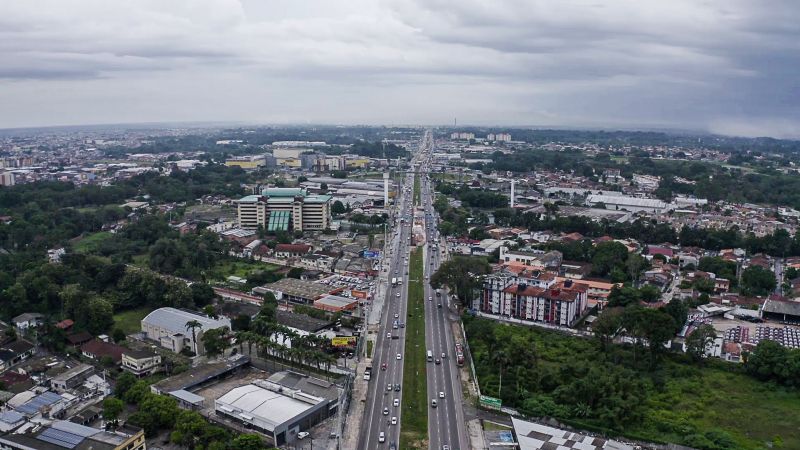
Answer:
[413,175,421,206]
[113,307,151,335]
[465,317,800,450]
[73,231,114,253]
[367,340,374,358]
[400,248,428,450]
[212,259,280,279]
[483,420,512,431]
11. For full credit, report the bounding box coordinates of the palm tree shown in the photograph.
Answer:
[492,350,510,398]
[185,320,203,355]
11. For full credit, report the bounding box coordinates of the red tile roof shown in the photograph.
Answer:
[80,339,125,363]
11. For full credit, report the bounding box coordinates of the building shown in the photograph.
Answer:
[80,339,125,363]
[214,376,334,446]
[511,416,633,450]
[501,280,588,326]
[586,194,667,213]
[314,294,359,313]
[121,349,162,377]
[225,155,266,170]
[450,132,475,140]
[11,313,44,331]
[0,420,146,450]
[274,243,312,258]
[236,188,332,232]
[50,364,94,393]
[255,278,336,305]
[0,171,15,187]
[632,174,661,191]
[140,307,231,356]
[151,355,249,395]
[761,299,800,324]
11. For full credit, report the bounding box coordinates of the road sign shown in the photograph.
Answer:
[479,395,502,410]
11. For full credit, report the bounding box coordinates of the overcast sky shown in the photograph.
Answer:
[1,0,799,137]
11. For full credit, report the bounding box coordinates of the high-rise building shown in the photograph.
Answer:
[0,171,15,186]
[237,188,332,232]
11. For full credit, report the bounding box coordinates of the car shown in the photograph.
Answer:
[391,416,397,425]
[431,399,437,408]
[435,358,441,365]
[441,352,446,359]
[439,391,445,398]
[437,303,442,308]
[387,383,393,391]
[394,313,399,319]
[394,383,401,391]
[297,432,309,440]
[442,446,450,450]
[396,353,402,360]
[387,332,392,339]
[379,432,385,443]
[428,296,432,301]
[390,443,397,450]
[393,398,400,407]
[383,407,389,415]
[381,363,387,370]
[396,292,400,297]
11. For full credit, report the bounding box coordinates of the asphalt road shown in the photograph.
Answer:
[357,135,424,450]
[418,138,469,450]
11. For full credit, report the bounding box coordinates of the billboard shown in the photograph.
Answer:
[479,395,502,410]
[363,250,381,259]
[331,336,357,347]
[351,290,368,299]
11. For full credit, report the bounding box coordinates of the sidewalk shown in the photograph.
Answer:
[340,359,371,449]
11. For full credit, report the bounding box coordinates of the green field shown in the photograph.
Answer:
[400,248,428,450]
[211,259,280,279]
[465,316,800,450]
[113,307,151,335]
[73,231,114,253]
[413,175,421,205]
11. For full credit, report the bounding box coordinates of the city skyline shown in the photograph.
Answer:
[2,0,799,138]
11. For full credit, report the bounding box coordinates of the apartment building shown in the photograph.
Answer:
[502,280,588,327]
[236,188,332,232]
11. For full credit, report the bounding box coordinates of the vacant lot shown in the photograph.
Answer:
[73,231,114,253]
[113,307,151,335]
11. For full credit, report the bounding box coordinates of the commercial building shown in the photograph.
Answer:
[214,373,338,446]
[314,294,359,313]
[225,155,266,170]
[586,194,667,213]
[511,416,633,450]
[254,278,336,305]
[51,364,94,393]
[140,308,231,356]
[236,188,332,232]
[0,420,146,450]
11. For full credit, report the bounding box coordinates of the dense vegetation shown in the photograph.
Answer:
[465,316,800,449]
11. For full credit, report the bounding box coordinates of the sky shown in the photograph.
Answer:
[1,0,799,138]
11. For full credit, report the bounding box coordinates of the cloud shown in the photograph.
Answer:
[0,0,797,137]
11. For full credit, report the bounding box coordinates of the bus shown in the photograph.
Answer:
[454,343,464,367]
[426,350,433,362]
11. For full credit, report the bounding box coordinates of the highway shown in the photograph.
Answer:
[418,135,469,450]
[357,134,425,450]
[357,130,467,449]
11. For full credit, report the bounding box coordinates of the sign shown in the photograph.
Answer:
[351,290,368,299]
[331,336,357,347]
[479,395,502,410]
[363,250,381,259]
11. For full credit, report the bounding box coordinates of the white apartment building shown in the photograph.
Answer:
[236,188,332,232]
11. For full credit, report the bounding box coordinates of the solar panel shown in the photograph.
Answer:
[37,427,85,448]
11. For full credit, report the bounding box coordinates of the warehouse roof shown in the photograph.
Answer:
[216,383,323,430]
[142,307,230,334]
[587,194,667,209]
[262,278,333,300]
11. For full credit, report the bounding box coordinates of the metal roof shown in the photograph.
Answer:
[141,307,231,335]
[215,383,322,430]
[15,391,63,415]
[587,194,667,209]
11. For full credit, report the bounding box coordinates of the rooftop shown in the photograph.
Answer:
[261,278,334,300]
[142,307,231,334]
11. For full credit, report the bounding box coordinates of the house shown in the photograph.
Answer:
[55,319,74,330]
[11,313,44,331]
[51,364,95,393]
[121,349,162,377]
[66,331,93,347]
[274,243,312,258]
[0,340,36,371]
[80,339,126,363]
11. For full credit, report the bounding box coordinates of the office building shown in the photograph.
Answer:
[236,188,332,232]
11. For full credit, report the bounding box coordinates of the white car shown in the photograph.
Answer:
[396,353,402,360]
[297,432,309,440]
[391,416,397,425]
[396,293,400,297]
[379,432,386,443]
[383,407,389,415]
[393,398,400,407]
[439,391,445,398]
[387,383,393,391]
[394,313,399,319]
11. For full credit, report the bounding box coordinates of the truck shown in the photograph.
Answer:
[391,277,398,287]
[397,277,403,285]
[454,343,464,367]
[364,366,373,381]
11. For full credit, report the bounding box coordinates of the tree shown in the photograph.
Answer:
[190,283,216,307]
[103,397,124,426]
[112,328,127,343]
[201,326,230,358]
[591,241,629,278]
[86,296,114,335]
[741,265,777,296]
[231,434,268,450]
[185,320,203,354]
[593,307,623,350]
[287,267,304,279]
[685,324,717,361]
[607,286,640,308]
[662,298,688,332]
[331,200,346,215]
[430,256,491,306]
[115,372,137,398]
[638,284,661,303]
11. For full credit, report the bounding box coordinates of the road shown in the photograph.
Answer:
[418,133,469,450]
[357,134,424,450]
[357,130,468,449]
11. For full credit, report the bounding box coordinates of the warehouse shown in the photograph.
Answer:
[214,379,328,445]
[141,307,231,356]
[254,278,337,305]
[586,194,667,213]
